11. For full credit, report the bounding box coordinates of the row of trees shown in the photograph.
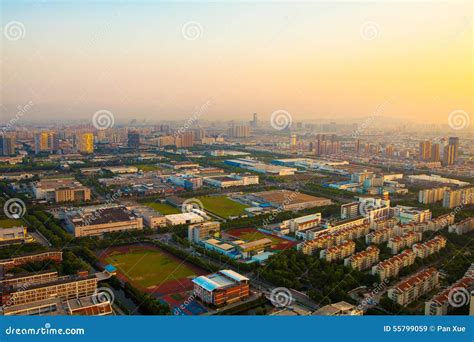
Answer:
[259,249,377,305]
[24,211,72,247]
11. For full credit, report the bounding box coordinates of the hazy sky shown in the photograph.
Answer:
[1,0,472,125]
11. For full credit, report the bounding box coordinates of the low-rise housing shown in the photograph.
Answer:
[344,246,379,271]
[387,268,439,306]
[425,264,474,315]
[320,240,355,262]
[412,236,447,259]
[371,250,416,281]
[387,231,422,254]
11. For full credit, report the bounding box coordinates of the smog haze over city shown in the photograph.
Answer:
[1,1,472,126]
[0,1,473,340]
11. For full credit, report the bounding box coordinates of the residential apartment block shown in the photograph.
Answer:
[443,187,474,209]
[387,268,439,306]
[371,249,416,281]
[448,217,474,235]
[344,246,380,271]
[418,187,448,204]
[365,227,394,245]
[387,231,422,254]
[412,236,447,259]
[320,240,355,262]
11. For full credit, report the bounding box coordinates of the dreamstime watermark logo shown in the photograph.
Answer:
[270,110,292,131]
[82,191,122,226]
[270,287,293,308]
[262,190,299,228]
[351,99,391,139]
[181,198,204,213]
[448,110,470,130]
[2,281,31,310]
[1,101,34,134]
[447,193,473,224]
[174,98,213,138]
[182,21,203,41]
[356,279,390,311]
[3,198,26,219]
[3,21,26,41]
[92,109,115,130]
[5,323,85,336]
[447,287,471,308]
[92,287,115,305]
[358,200,382,218]
[173,294,196,315]
[360,21,380,41]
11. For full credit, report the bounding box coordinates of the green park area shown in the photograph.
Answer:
[197,195,249,218]
[144,202,181,215]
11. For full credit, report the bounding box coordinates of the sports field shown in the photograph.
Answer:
[144,202,181,215]
[225,227,297,251]
[99,245,200,291]
[197,195,248,218]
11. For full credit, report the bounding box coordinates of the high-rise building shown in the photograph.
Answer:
[34,131,59,154]
[418,187,448,204]
[443,144,455,166]
[431,143,440,162]
[355,139,360,153]
[419,141,432,161]
[313,138,340,156]
[96,129,107,142]
[290,134,297,147]
[0,135,16,156]
[448,137,459,162]
[192,128,206,141]
[443,187,474,208]
[75,133,94,154]
[175,131,194,148]
[384,144,393,157]
[251,113,258,127]
[228,125,250,138]
[127,131,140,148]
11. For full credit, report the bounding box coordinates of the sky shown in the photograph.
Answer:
[1,0,472,125]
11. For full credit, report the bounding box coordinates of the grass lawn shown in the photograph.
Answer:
[0,218,24,228]
[232,231,281,244]
[136,164,161,172]
[104,246,196,289]
[197,195,248,218]
[144,202,181,215]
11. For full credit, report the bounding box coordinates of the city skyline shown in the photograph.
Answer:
[0,0,473,328]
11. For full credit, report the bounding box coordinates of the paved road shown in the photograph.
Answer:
[158,237,320,313]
